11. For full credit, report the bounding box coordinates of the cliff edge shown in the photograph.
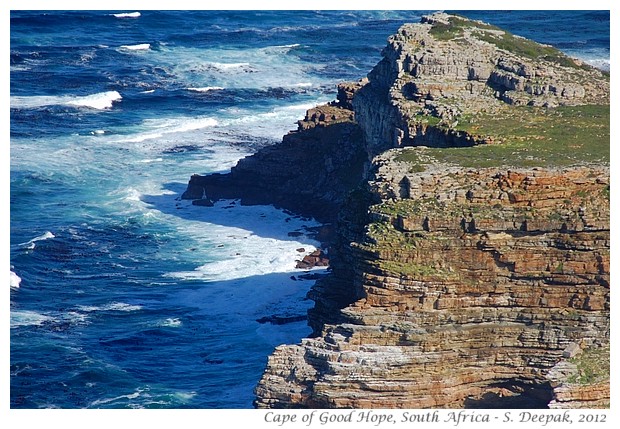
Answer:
[183,12,610,409]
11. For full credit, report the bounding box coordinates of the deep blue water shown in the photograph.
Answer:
[9,10,610,409]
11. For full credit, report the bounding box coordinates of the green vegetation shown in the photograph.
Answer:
[567,345,610,385]
[429,15,594,71]
[475,30,591,71]
[408,104,610,168]
[602,185,610,200]
[429,15,500,41]
[370,198,439,218]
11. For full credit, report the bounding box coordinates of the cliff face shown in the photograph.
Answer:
[181,13,610,409]
[251,13,609,409]
[254,151,609,408]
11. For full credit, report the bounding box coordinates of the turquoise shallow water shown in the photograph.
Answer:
[9,10,609,408]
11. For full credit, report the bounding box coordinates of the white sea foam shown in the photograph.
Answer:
[151,44,323,91]
[187,86,224,92]
[112,12,141,18]
[91,130,106,135]
[211,62,250,70]
[10,91,122,110]
[140,89,155,94]
[115,117,218,143]
[172,392,196,401]
[77,302,143,313]
[159,318,182,327]
[65,90,122,109]
[119,43,151,51]
[10,310,52,328]
[90,389,143,407]
[166,200,322,283]
[584,58,610,72]
[215,98,329,143]
[10,271,22,289]
[18,231,55,249]
[123,188,143,202]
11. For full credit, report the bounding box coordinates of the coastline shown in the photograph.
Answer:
[179,12,611,409]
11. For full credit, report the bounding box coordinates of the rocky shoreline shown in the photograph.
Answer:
[182,13,609,409]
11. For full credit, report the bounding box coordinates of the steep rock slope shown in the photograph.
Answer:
[181,81,367,223]
[253,13,609,409]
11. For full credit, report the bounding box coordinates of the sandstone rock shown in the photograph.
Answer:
[296,249,330,269]
[179,13,611,409]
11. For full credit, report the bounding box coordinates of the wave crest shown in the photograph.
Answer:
[187,86,224,92]
[10,271,22,289]
[112,12,141,18]
[119,43,151,51]
[11,91,122,110]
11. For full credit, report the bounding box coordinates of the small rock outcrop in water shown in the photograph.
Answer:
[183,13,609,409]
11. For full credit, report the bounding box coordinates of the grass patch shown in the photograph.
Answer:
[427,104,609,168]
[428,15,596,72]
[394,149,426,173]
[475,31,591,71]
[429,15,500,41]
[567,345,610,385]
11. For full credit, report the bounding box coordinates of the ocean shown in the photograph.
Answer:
[9,10,610,409]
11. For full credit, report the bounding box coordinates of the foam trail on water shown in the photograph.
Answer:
[17,231,55,249]
[210,62,251,70]
[77,302,143,312]
[114,117,218,143]
[112,12,141,18]
[10,91,122,110]
[10,310,52,328]
[89,389,143,407]
[187,87,224,92]
[158,318,182,328]
[119,43,151,51]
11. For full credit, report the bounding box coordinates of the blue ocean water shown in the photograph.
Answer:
[9,10,610,409]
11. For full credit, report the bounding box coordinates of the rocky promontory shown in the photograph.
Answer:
[183,13,609,408]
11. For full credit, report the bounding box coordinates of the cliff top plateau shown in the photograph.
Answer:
[354,12,609,166]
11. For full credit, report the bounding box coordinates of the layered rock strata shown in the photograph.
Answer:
[251,13,609,409]
[254,151,609,408]
[353,12,608,155]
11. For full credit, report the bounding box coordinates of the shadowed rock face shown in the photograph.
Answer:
[182,82,367,224]
[181,12,609,409]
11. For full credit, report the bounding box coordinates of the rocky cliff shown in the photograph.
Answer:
[254,152,609,408]
[181,81,367,224]
[183,13,610,409]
